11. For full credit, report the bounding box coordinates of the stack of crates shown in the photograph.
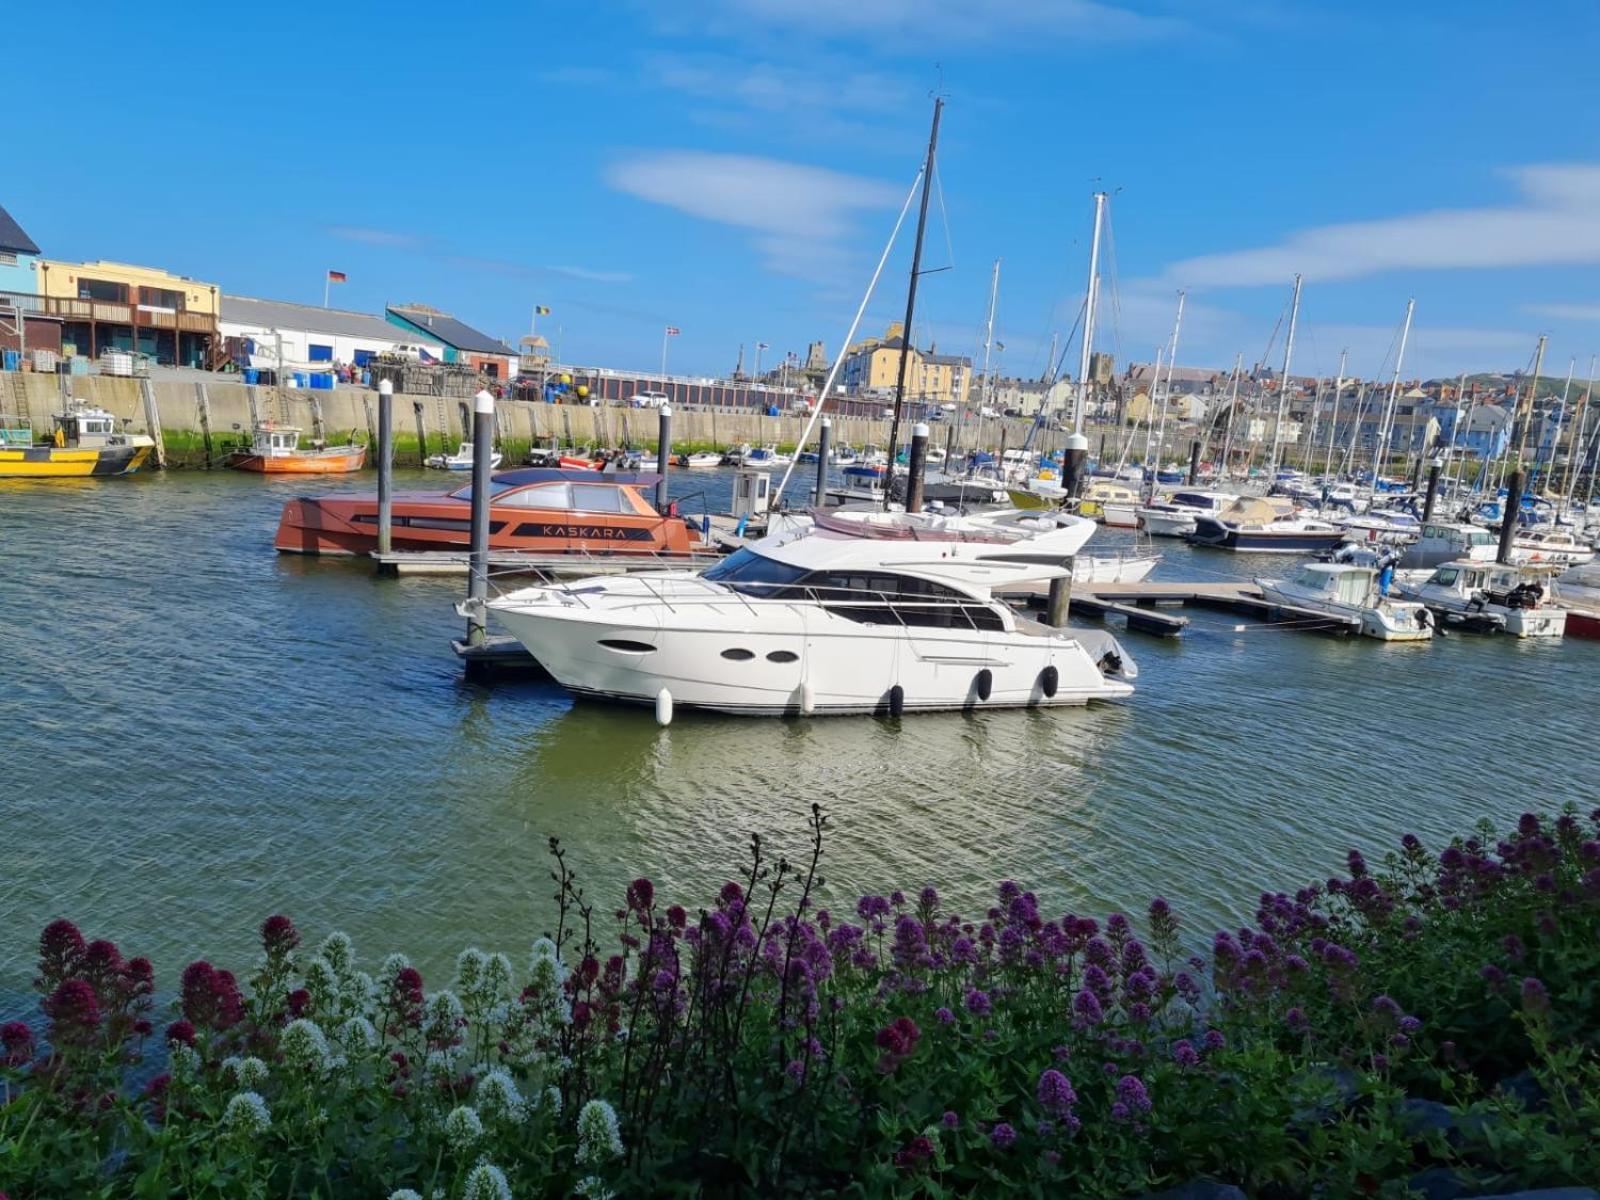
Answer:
[31,348,58,373]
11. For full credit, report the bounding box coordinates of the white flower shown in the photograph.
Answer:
[529,937,567,984]
[320,930,355,976]
[380,952,412,979]
[456,948,487,993]
[339,1016,380,1054]
[221,1090,272,1136]
[576,1098,624,1165]
[427,989,464,1025]
[575,1177,616,1200]
[280,1018,332,1072]
[387,1191,423,1200]
[544,1086,563,1117]
[443,1104,483,1151]
[168,1043,201,1082]
[303,957,340,1011]
[462,1161,512,1200]
[482,953,514,999]
[423,1047,459,1083]
[344,970,376,1011]
[474,1068,525,1124]
[224,1055,270,1089]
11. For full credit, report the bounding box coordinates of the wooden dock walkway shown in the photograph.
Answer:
[1001,580,1360,638]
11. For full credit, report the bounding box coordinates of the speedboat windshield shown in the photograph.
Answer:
[449,478,519,502]
[701,547,808,595]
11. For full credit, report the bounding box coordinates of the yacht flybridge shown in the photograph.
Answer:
[487,507,1137,722]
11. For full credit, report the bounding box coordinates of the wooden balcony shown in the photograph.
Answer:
[29,294,216,333]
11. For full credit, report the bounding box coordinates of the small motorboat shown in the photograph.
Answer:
[1187,497,1347,554]
[1397,521,1498,571]
[228,423,365,474]
[1550,560,1600,639]
[1395,559,1567,638]
[677,451,723,469]
[1509,528,1594,567]
[743,444,791,469]
[0,401,154,478]
[1135,490,1236,538]
[427,440,503,471]
[1257,562,1434,641]
[1080,479,1142,527]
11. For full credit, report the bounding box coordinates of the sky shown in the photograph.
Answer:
[6,0,1599,384]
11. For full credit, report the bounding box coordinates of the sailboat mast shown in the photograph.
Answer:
[1265,273,1302,482]
[980,259,1000,411]
[1073,192,1107,434]
[1370,298,1415,492]
[1512,334,1548,467]
[1542,358,1575,487]
[1147,290,1186,492]
[1218,353,1242,480]
[1562,354,1595,510]
[882,96,942,510]
[1322,348,1348,479]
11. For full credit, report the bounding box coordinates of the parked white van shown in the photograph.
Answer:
[628,391,670,409]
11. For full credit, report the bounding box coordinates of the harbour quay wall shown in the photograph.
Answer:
[7,372,1056,462]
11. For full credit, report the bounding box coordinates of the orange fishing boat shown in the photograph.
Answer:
[228,424,366,474]
[274,468,704,556]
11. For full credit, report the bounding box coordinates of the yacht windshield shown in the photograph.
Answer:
[701,547,809,596]
[449,479,518,502]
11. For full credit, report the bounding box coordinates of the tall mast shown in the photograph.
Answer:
[1562,354,1596,510]
[1514,334,1548,463]
[1439,370,1468,482]
[1543,357,1575,487]
[1218,352,1242,480]
[1146,290,1186,491]
[1322,348,1348,479]
[980,259,1000,411]
[1265,273,1302,481]
[1073,191,1107,433]
[882,96,942,510]
[1369,298,1415,491]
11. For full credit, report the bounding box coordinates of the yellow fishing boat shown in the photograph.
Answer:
[0,402,154,478]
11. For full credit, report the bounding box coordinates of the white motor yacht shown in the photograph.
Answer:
[1333,508,1422,546]
[1187,497,1347,554]
[488,507,1136,720]
[1257,562,1434,641]
[1395,559,1568,638]
[1397,521,1498,571]
[1135,490,1236,538]
[1509,528,1594,567]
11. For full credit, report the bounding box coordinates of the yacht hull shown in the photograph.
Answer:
[0,443,150,477]
[490,600,1133,717]
[1100,502,1139,528]
[1137,510,1196,537]
[1187,518,1346,553]
[1256,581,1432,641]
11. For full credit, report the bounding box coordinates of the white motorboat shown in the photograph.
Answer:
[427,440,503,471]
[1135,490,1236,538]
[487,506,1137,720]
[743,444,791,469]
[1395,559,1568,638]
[1397,521,1498,571]
[1081,480,1142,527]
[1333,508,1422,546]
[1257,562,1434,641]
[1187,497,1347,554]
[1074,550,1161,585]
[1509,528,1594,567]
[678,451,723,469]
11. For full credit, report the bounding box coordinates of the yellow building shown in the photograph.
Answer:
[36,259,220,367]
[842,322,971,409]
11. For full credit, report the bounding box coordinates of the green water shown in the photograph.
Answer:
[1,468,1592,998]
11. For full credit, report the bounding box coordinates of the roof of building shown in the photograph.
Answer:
[0,203,40,256]
[1128,363,1216,384]
[222,295,442,345]
[388,304,515,355]
[925,352,972,367]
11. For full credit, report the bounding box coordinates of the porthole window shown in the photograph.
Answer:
[721,648,755,661]
[766,649,799,663]
[598,639,655,653]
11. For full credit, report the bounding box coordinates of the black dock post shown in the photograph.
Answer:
[1496,468,1523,565]
[412,401,428,468]
[377,379,394,557]
[1047,433,1090,625]
[906,421,929,513]
[655,404,672,513]
[815,416,832,507]
[1421,455,1442,524]
[467,390,494,648]
[1188,439,1201,484]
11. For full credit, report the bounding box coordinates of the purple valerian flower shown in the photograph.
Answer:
[941,1110,959,1129]
[1398,1015,1422,1035]
[1480,963,1506,988]
[1115,1074,1152,1114]
[1285,1006,1309,1032]
[934,1006,954,1024]
[1172,1040,1200,1067]
[1371,995,1402,1021]
[963,987,991,1016]
[785,1058,806,1083]
[989,1122,1017,1149]
[918,886,939,910]
[1202,1029,1225,1053]
[1520,977,1550,1015]
[1036,1068,1077,1115]
[1072,988,1103,1027]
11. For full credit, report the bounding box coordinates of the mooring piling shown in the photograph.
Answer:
[412,402,428,468]
[466,390,495,647]
[377,379,394,557]
[1062,431,1089,498]
[1188,439,1201,484]
[1496,468,1523,565]
[656,404,672,512]
[815,417,832,507]
[906,422,929,513]
[1422,455,1443,525]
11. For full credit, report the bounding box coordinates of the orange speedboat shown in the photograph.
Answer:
[274,468,703,556]
[229,424,366,474]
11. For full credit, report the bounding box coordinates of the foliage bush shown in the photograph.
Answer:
[3,806,1598,1199]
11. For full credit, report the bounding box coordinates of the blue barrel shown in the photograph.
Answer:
[1,350,18,371]
[243,367,259,385]
[360,370,371,387]
[293,372,309,388]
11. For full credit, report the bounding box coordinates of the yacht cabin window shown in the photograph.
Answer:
[1432,566,1460,586]
[498,484,573,510]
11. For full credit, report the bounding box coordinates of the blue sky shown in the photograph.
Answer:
[7,0,1599,382]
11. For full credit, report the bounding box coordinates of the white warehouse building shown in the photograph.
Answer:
[219,294,444,373]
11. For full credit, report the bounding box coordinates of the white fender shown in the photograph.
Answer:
[799,681,815,715]
[654,688,674,726]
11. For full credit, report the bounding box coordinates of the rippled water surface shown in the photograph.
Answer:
[1,468,1592,993]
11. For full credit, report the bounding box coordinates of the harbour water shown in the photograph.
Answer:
[1,468,1592,995]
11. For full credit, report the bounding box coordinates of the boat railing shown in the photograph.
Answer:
[1,418,33,449]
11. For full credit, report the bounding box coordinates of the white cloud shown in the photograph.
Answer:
[1525,301,1600,322]
[649,54,908,116]
[1162,163,1600,288]
[328,225,425,249]
[548,265,636,284]
[709,0,1187,43]
[604,151,905,281]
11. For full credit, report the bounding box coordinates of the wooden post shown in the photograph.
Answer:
[656,404,672,513]
[377,380,394,556]
[1187,439,1201,484]
[906,421,929,513]
[815,417,832,507]
[413,401,428,468]
[195,381,214,468]
[1422,456,1442,524]
[137,375,167,469]
[467,390,495,648]
[1496,469,1523,565]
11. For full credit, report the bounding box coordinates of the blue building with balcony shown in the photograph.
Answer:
[0,202,42,302]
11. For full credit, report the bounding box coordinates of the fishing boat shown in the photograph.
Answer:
[1395,559,1568,638]
[487,506,1136,720]
[0,402,154,478]
[1509,528,1594,567]
[744,444,791,469]
[273,467,704,557]
[1186,497,1347,554]
[831,446,859,466]
[1257,562,1434,641]
[1135,490,1235,538]
[427,440,503,471]
[1396,521,1498,571]
[228,424,365,474]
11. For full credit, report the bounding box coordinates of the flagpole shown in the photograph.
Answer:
[323,274,329,308]
[660,327,669,379]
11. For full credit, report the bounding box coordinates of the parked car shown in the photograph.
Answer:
[628,391,670,409]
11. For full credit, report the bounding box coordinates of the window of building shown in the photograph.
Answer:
[308,344,334,362]
[352,349,375,366]
[0,252,16,267]
[140,286,184,311]
[78,278,129,303]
